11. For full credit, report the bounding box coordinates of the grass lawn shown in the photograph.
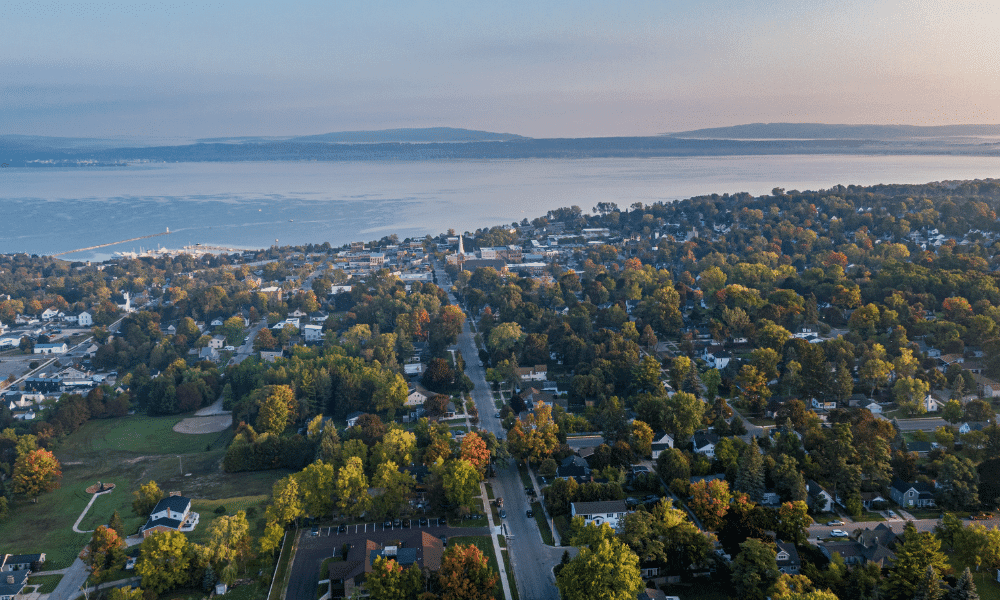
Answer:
[27,574,63,594]
[531,502,554,545]
[850,512,887,522]
[517,464,533,489]
[448,536,503,600]
[552,515,572,546]
[270,532,295,600]
[907,508,945,520]
[0,414,284,570]
[186,496,270,545]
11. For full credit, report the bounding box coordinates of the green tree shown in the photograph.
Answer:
[736,365,772,416]
[934,454,979,510]
[702,368,722,401]
[336,456,371,518]
[776,501,813,545]
[440,459,480,510]
[108,510,125,538]
[107,587,144,600]
[257,385,292,435]
[295,460,337,518]
[557,531,643,600]
[886,522,950,600]
[204,510,254,575]
[948,567,981,600]
[735,437,765,502]
[136,530,195,594]
[894,377,931,416]
[132,480,165,517]
[221,316,246,345]
[372,461,415,519]
[731,538,780,600]
[664,391,704,445]
[942,400,965,425]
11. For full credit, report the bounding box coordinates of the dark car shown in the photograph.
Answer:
[393,519,402,528]
[499,509,507,519]
[440,535,448,547]
[402,518,411,527]
[310,526,319,537]
[419,518,429,526]
[384,520,393,528]
[526,509,533,518]
[338,523,347,533]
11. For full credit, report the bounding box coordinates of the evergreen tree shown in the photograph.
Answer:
[202,565,217,593]
[735,437,765,503]
[912,564,942,600]
[947,568,980,600]
[108,510,125,538]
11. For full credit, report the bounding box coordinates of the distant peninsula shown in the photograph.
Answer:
[4,124,1000,166]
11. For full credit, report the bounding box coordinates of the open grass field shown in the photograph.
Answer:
[0,414,287,569]
[186,495,269,545]
[27,574,63,594]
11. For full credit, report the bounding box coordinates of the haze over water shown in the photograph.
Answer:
[2,155,998,261]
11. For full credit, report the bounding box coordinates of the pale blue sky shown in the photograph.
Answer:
[2,0,999,139]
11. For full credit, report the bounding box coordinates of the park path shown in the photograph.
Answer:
[72,489,112,534]
[195,395,230,416]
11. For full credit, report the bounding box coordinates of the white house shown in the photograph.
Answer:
[208,335,225,349]
[923,394,942,413]
[41,308,59,320]
[302,324,323,342]
[77,311,93,327]
[570,500,630,531]
[346,411,365,427]
[141,495,195,538]
[406,386,429,407]
[33,342,67,355]
[515,365,548,382]
[807,480,835,512]
[650,431,675,460]
[865,402,883,414]
[691,431,720,458]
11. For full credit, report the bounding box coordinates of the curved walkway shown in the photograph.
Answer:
[72,489,113,534]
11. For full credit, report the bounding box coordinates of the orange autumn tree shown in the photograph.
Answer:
[460,432,491,476]
[12,448,62,502]
[688,478,732,531]
[438,543,499,600]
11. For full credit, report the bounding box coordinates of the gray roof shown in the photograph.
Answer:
[572,500,628,515]
[152,495,191,514]
[0,571,28,598]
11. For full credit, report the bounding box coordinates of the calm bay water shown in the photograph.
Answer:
[0,155,997,261]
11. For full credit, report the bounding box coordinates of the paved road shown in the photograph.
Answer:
[228,318,267,366]
[47,558,89,600]
[808,516,940,540]
[440,263,565,600]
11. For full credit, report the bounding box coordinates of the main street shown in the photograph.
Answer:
[439,263,566,600]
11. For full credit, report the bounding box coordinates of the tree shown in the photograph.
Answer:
[948,567,980,600]
[952,523,1000,576]
[295,460,336,518]
[702,368,722,401]
[934,454,979,510]
[507,403,560,464]
[460,432,491,476]
[885,522,949,600]
[136,530,195,594]
[942,400,965,425]
[894,377,931,415]
[736,365,771,416]
[655,448,691,483]
[556,533,642,600]
[688,479,732,531]
[368,556,423,600]
[776,501,813,546]
[371,461,415,518]
[257,385,293,435]
[735,437,765,502]
[85,525,126,583]
[439,543,500,600]
[912,564,942,600]
[132,480,165,516]
[630,420,654,458]
[336,456,371,518]
[107,587,144,600]
[664,391,704,445]
[12,448,62,501]
[731,538,780,600]
[440,459,480,510]
[204,510,254,575]
[108,510,125,538]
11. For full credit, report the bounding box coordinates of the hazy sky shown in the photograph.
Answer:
[3,0,999,140]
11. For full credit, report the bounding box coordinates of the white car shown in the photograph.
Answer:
[224,345,236,351]
[826,520,845,526]
[830,529,849,538]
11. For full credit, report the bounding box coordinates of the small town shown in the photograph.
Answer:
[0,182,998,600]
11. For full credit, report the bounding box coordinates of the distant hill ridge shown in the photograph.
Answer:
[664,123,1000,140]
[200,127,528,145]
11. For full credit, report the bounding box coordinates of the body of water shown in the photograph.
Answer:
[0,155,997,261]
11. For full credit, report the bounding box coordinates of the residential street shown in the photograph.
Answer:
[46,559,89,600]
[441,264,566,600]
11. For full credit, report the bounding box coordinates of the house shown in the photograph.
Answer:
[141,495,196,537]
[865,402,883,414]
[0,553,45,572]
[691,431,720,458]
[41,308,59,320]
[904,440,935,457]
[557,455,592,481]
[210,318,224,328]
[198,347,220,362]
[515,365,548,382]
[208,335,226,349]
[821,525,897,568]
[77,311,93,327]
[972,373,1000,399]
[0,572,28,600]
[650,431,675,460]
[308,311,329,323]
[959,421,989,435]
[570,500,630,530]
[328,532,443,598]
[302,324,323,342]
[346,411,366,427]
[406,386,429,407]
[890,479,936,508]
[34,342,68,355]
[776,542,800,574]
[923,394,942,413]
[860,491,888,510]
[806,480,834,513]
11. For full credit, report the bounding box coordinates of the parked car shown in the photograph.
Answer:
[419,518,429,526]
[526,509,533,518]
[310,526,319,536]
[886,510,899,519]
[440,535,448,547]
[499,509,506,519]
[384,520,393,528]
[827,520,845,526]
[830,530,849,538]
[338,523,347,533]
[394,519,402,528]
[402,518,411,527]
[972,512,994,520]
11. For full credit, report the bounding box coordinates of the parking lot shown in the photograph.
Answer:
[309,517,449,536]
